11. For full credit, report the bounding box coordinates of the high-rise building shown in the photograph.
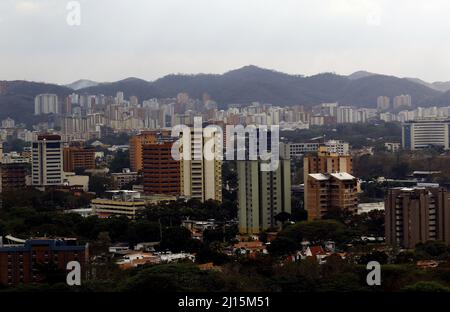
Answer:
[63,144,96,173]
[129,130,171,172]
[34,94,59,115]
[377,96,390,111]
[337,106,354,124]
[31,135,63,186]
[1,118,15,129]
[142,141,180,196]
[402,119,450,150]
[393,94,412,110]
[385,187,450,248]
[237,159,291,234]
[304,147,354,220]
[180,127,222,202]
[306,172,358,220]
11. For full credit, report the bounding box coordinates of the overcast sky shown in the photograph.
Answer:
[1,0,450,84]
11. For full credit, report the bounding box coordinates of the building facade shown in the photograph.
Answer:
[0,238,88,286]
[306,172,359,220]
[34,94,59,115]
[1,163,27,190]
[142,141,180,195]
[385,187,450,248]
[63,145,96,172]
[31,135,63,186]
[237,159,291,234]
[91,190,146,219]
[304,147,354,220]
[402,119,450,150]
[129,130,171,172]
[180,127,222,202]
[283,140,350,158]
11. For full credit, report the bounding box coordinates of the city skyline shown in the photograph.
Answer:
[3,0,450,83]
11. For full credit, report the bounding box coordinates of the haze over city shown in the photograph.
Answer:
[2,0,450,83]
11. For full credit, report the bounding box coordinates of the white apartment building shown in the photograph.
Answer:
[34,94,59,115]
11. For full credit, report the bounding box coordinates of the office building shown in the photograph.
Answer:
[63,144,96,173]
[306,172,359,220]
[237,159,291,234]
[402,119,450,150]
[385,187,450,248]
[91,190,146,219]
[31,135,63,186]
[0,238,88,286]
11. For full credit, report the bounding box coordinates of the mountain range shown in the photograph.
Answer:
[2,65,450,126]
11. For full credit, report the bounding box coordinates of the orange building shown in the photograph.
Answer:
[306,172,358,220]
[63,145,96,172]
[304,147,354,220]
[129,130,171,172]
[142,141,180,195]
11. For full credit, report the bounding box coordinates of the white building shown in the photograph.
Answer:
[377,96,390,111]
[34,94,59,115]
[282,140,350,158]
[402,119,450,150]
[337,106,354,124]
[31,134,63,186]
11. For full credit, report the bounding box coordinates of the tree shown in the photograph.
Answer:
[88,175,113,195]
[280,220,350,244]
[415,241,449,259]
[358,250,388,265]
[119,264,223,292]
[196,244,230,265]
[33,261,66,285]
[274,212,291,226]
[403,281,450,292]
[267,237,299,257]
[109,150,130,173]
[203,228,224,244]
[158,227,195,253]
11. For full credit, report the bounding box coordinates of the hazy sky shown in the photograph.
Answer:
[2,0,450,84]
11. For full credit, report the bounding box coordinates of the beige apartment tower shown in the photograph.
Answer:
[304,147,353,220]
[306,172,358,220]
[180,127,222,202]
